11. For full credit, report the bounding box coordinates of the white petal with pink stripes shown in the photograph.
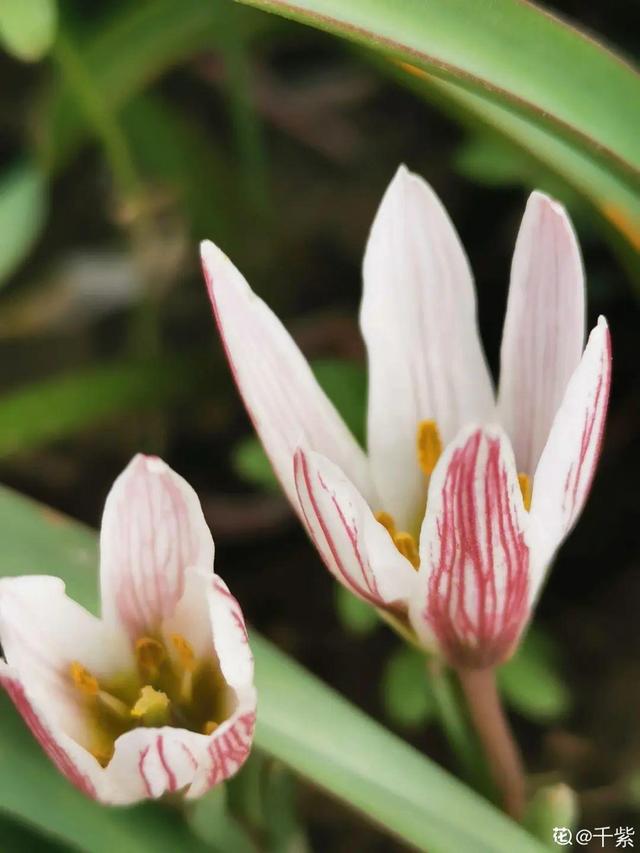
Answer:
[202,166,612,666]
[0,456,256,804]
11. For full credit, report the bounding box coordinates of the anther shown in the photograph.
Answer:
[374,511,397,536]
[518,473,532,512]
[417,420,442,477]
[394,531,420,569]
[203,721,219,735]
[70,661,99,697]
[135,637,166,681]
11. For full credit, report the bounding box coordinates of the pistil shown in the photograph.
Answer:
[131,685,171,726]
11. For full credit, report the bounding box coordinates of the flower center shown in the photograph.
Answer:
[69,632,230,766]
[376,421,532,569]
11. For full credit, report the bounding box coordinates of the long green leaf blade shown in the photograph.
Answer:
[0,485,545,851]
[234,0,640,188]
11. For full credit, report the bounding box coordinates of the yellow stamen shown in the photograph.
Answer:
[171,633,197,703]
[70,661,99,697]
[97,689,131,720]
[170,634,196,672]
[203,720,219,735]
[374,511,397,536]
[393,531,420,569]
[135,637,166,680]
[518,473,532,512]
[417,420,443,477]
[70,661,130,719]
[131,685,171,726]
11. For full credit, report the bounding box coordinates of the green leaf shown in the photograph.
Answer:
[0,357,208,459]
[335,585,379,637]
[0,163,47,287]
[454,134,536,188]
[236,0,640,187]
[383,61,640,279]
[232,437,279,492]
[0,814,69,852]
[382,645,435,729]
[236,0,640,268]
[0,0,57,62]
[0,486,545,852]
[311,359,366,445]
[188,786,257,852]
[39,0,270,174]
[498,629,572,723]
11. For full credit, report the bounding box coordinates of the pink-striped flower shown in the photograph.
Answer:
[201,165,611,670]
[0,455,256,804]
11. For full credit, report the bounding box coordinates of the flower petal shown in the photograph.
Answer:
[201,240,373,512]
[293,447,417,610]
[529,317,611,590]
[361,165,494,529]
[104,726,209,804]
[208,574,254,692]
[186,698,256,800]
[100,455,215,638]
[0,575,131,747]
[106,570,256,804]
[0,662,104,800]
[410,426,530,668]
[498,191,585,475]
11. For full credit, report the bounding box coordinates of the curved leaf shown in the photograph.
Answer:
[236,0,640,187]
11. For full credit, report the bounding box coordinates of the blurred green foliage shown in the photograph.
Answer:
[0,0,57,62]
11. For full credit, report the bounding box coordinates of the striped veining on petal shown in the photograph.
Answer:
[294,450,382,606]
[424,430,529,668]
[0,673,98,799]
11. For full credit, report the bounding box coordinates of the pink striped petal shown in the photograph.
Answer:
[361,165,494,530]
[100,455,215,639]
[107,570,256,804]
[293,447,417,610]
[201,240,373,513]
[186,700,256,800]
[0,576,131,746]
[498,192,585,475]
[529,317,611,590]
[410,427,530,668]
[0,663,103,800]
[104,726,209,804]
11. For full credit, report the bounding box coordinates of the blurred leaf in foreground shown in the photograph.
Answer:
[0,0,57,62]
[0,163,47,288]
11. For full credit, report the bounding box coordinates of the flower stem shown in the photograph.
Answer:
[457,666,526,821]
[427,659,491,793]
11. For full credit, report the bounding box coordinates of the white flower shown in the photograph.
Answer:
[0,455,256,803]
[201,165,611,668]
